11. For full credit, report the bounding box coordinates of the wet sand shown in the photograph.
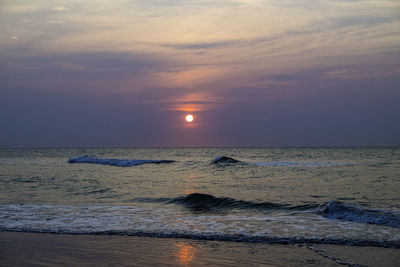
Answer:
[0,231,399,266]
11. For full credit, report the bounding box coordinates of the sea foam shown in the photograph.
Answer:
[320,200,400,228]
[1,203,399,248]
[136,193,400,228]
[211,156,337,167]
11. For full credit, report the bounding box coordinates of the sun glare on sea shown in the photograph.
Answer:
[185,114,194,123]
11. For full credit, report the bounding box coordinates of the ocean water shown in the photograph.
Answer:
[0,147,399,248]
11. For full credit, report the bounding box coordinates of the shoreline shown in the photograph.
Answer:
[1,231,399,266]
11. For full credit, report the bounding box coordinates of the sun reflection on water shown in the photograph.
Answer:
[175,242,196,266]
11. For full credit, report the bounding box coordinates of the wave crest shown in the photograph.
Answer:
[68,155,175,167]
[211,156,242,164]
[320,201,400,228]
[166,193,400,228]
[166,193,314,212]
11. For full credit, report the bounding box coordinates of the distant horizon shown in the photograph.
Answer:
[1,145,399,149]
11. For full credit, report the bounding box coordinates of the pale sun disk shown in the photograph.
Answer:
[185,114,194,123]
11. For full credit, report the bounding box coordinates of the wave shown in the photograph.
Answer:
[319,201,400,228]
[210,156,243,164]
[1,203,399,248]
[165,193,400,228]
[210,156,337,167]
[68,155,337,168]
[68,155,175,167]
[166,193,314,212]
[2,228,399,248]
[253,161,337,167]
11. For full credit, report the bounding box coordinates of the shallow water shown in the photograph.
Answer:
[1,147,399,247]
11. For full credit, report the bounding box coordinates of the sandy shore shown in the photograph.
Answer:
[0,231,399,266]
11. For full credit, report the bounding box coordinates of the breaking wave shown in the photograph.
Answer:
[68,155,338,168]
[166,193,315,212]
[211,156,243,164]
[210,156,338,167]
[320,200,400,228]
[135,193,400,228]
[169,193,400,228]
[1,203,399,248]
[68,155,175,167]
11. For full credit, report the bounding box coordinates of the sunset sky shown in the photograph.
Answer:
[1,0,399,147]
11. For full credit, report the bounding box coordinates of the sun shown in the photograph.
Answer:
[185,114,194,123]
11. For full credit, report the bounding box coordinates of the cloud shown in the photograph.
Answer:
[52,6,65,11]
[165,40,239,50]
[1,4,43,13]
[0,51,173,96]
[151,66,229,89]
[324,66,400,80]
[330,15,397,28]
[8,36,18,40]
[158,92,225,112]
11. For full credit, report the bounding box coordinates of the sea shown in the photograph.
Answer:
[0,147,399,248]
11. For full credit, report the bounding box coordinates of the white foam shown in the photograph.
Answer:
[253,161,338,167]
[68,155,174,167]
[1,203,399,246]
[323,201,400,227]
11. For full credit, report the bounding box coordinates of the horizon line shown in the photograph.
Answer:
[1,145,399,149]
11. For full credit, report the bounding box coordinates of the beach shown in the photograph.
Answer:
[1,232,399,266]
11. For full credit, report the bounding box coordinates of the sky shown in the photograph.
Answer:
[1,0,399,147]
